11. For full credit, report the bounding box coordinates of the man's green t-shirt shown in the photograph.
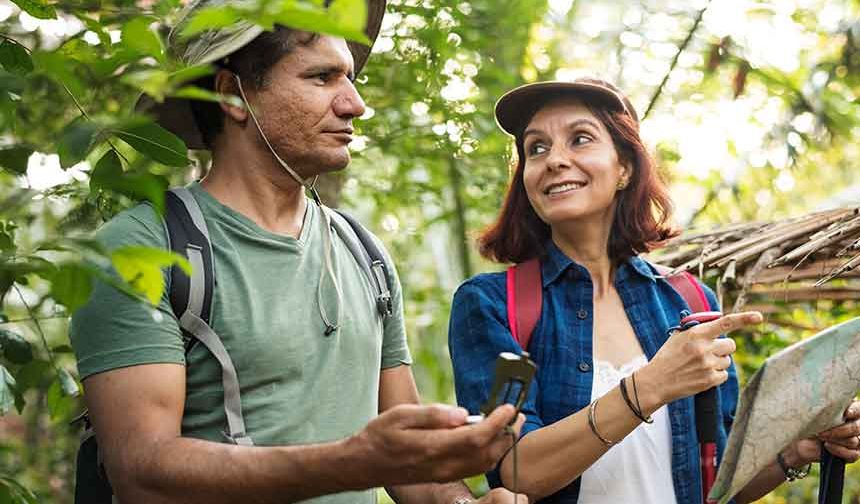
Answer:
[70,183,412,503]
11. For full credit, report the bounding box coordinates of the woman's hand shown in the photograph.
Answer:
[817,400,860,462]
[636,312,763,411]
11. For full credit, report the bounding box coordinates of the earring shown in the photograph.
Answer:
[617,179,628,190]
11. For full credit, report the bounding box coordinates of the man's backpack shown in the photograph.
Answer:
[504,257,712,351]
[74,187,394,503]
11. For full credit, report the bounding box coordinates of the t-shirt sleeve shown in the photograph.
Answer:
[70,205,185,380]
[374,236,412,369]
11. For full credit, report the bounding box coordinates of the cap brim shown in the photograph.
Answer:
[494,81,636,137]
[138,0,386,151]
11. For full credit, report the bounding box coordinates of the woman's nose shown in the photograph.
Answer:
[545,145,571,171]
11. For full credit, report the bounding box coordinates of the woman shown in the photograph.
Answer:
[448,78,860,504]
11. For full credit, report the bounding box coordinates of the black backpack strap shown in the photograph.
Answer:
[165,188,215,332]
[163,187,252,446]
[819,443,846,504]
[329,209,393,319]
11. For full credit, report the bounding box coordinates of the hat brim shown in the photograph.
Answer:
[494,81,636,137]
[138,0,386,151]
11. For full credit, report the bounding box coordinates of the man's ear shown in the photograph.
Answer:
[214,68,248,123]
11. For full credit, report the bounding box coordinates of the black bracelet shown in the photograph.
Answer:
[620,376,653,424]
[631,372,654,424]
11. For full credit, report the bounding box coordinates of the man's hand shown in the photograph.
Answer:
[350,402,524,487]
[474,488,529,503]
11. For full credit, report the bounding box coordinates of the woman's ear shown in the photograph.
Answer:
[214,68,248,123]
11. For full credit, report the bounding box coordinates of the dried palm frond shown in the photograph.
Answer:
[650,206,860,299]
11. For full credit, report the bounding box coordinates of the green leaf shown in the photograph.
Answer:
[0,475,39,504]
[168,64,214,87]
[14,359,50,391]
[172,85,244,109]
[33,50,83,96]
[121,17,165,63]
[0,40,34,76]
[47,377,76,420]
[0,365,15,416]
[180,6,241,38]
[111,246,191,305]
[57,119,100,168]
[10,0,56,19]
[90,150,168,213]
[0,329,32,364]
[0,221,16,252]
[58,368,79,397]
[121,69,171,101]
[49,263,94,313]
[268,4,370,45]
[0,146,33,175]
[113,121,190,167]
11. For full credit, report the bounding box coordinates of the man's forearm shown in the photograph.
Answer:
[111,434,375,504]
[386,481,473,504]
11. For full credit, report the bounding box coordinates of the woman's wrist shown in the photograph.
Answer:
[631,364,666,414]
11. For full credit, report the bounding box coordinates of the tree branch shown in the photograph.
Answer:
[642,1,712,120]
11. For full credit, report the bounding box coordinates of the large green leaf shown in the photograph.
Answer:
[0,475,39,504]
[111,246,192,305]
[90,150,168,213]
[121,17,165,63]
[0,365,15,415]
[0,146,33,175]
[49,263,94,313]
[180,6,241,38]
[46,377,76,420]
[0,40,34,76]
[57,119,100,168]
[113,122,191,167]
[10,0,55,19]
[33,51,83,96]
[121,68,170,101]
[0,329,32,364]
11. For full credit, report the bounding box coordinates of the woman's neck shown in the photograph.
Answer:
[551,214,616,298]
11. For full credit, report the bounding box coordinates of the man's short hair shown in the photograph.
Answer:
[189,27,320,149]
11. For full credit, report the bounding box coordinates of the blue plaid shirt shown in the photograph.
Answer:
[448,241,738,504]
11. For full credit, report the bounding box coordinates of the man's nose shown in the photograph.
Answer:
[333,81,366,119]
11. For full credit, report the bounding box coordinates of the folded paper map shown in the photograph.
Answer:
[710,316,860,503]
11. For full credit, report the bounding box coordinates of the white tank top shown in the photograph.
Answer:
[578,354,678,504]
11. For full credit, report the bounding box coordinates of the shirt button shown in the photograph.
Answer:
[578,361,591,372]
[577,308,588,320]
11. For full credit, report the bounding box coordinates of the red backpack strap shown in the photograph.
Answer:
[653,264,711,312]
[506,258,543,351]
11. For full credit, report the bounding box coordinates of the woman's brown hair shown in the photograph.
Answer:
[478,100,679,264]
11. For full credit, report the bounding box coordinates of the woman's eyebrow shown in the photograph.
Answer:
[523,118,601,141]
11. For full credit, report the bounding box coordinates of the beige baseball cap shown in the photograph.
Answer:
[140,0,387,150]
[494,77,638,137]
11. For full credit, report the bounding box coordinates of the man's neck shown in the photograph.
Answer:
[201,145,310,238]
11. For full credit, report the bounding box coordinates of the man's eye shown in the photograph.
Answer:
[314,72,333,82]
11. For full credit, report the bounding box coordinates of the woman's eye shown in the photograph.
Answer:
[528,143,548,156]
[572,134,592,145]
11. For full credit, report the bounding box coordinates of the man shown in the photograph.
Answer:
[70,0,525,503]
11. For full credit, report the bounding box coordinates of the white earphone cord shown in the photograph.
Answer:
[233,74,342,335]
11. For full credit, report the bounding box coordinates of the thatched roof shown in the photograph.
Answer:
[650,206,860,312]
